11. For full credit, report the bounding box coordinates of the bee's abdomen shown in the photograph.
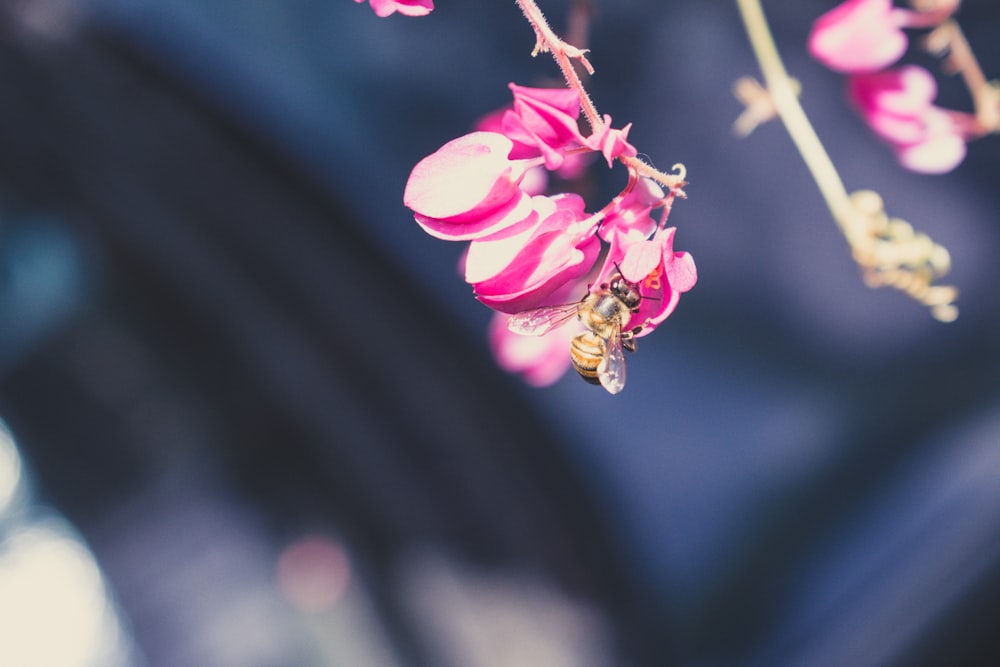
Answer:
[570,332,604,385]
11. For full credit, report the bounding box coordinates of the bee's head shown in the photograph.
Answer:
[610,273,642,311]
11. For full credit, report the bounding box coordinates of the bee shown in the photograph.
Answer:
[507,273,643,394]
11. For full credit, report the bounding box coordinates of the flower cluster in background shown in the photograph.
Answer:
[733,0,960,320]
[808,0,998,173]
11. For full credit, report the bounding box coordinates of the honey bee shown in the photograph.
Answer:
[507,274,643,394]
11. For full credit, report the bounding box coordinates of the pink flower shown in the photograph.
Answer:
[808,0,911,73]
[585,115,638,167]
[476,85,598,190]
[593,226,697,338]
[501,84,588,170]
[895,111,967,173]
[355,0,433,18]
[598,177,664,247]
[475,107,550,196]
[466,194,601,313]
[848,66,967,173]
[404,132,533,240]
[488,309,576,387]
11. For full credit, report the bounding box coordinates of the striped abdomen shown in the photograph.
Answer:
[570,332,605,385]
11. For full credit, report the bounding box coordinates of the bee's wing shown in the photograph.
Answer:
[507,303,580,336]
[597,325,627,394]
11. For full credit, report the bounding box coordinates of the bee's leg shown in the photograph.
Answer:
[623,329,639,353]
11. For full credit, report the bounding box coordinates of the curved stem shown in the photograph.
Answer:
[623,157,687,190]
[925,20,1000,133]
[735,0,958,321]
[735,0,856,236]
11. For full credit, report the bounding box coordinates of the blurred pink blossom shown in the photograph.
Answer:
[355,0,434,18]
[808,0,962,74]
[488,309,577,387]
[848,66,968,173]
[808,0,911,73]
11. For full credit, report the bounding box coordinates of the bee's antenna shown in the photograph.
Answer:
[612,262,637,286]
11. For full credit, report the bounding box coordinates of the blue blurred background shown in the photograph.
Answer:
[0,1,999,665]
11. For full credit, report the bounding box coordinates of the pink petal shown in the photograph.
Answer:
[363,0,434,17]
[489,311,575,387]
[501,84,588,169]
[405,132,545,241]
[848,67,937,133]
[413,191,534,242]
[405,132,525,222]
[472,196,599,314]
[895,109,967,173]
[665,249,698,294]
[808,0,909,73]
[599,177,663,245]
[897,136,966,173]
[465,198,555,283]
[587,116,638,168]
[846,67,968,172]
[592,227,696,338]
[620,240,662,283]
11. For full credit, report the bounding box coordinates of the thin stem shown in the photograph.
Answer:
[566,0,595,62]
[623,158,687,191]
[925,20,1000,133]
[735,0,856,235]
[735,0,958,320]
[514,0,686,192]
[515,0,602,132]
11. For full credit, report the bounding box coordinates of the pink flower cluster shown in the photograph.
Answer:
[355,0,433,18]
[808,0,968,173]
[404,84,696,386]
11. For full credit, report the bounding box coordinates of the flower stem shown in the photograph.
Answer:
[513,0,686,192]
[735,0,855,236]
[735,0,958,321]
[925,20,1000,134]
[515,0,602,132]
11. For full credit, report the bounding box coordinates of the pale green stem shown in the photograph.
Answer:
[735,0,858,239]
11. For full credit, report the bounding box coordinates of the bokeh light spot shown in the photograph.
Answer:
[276,535,351,614]
[0,422,21,515]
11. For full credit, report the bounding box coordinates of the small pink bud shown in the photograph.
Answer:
[488,309,576,387]
[586,115,638,167]
[501,83,588,170]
